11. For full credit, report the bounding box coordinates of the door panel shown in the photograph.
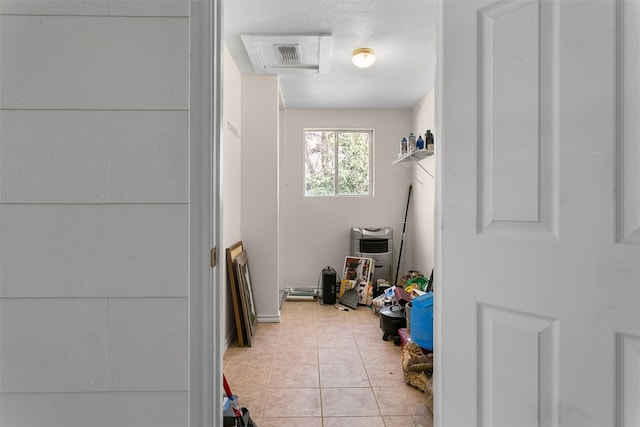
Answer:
[479,304,559,427]
[437,0,640,426]
[619,0,640,244]
[478,0,557,239]
[618,333,640,427]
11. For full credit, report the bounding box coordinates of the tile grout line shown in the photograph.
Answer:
[315,305,326,423]
[260,320,282,420]
[355,309,387,422]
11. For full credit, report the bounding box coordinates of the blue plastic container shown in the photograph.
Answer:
[410,291,433,350]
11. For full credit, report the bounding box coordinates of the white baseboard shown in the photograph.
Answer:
[257,312,281,323]
[224,327,237,351]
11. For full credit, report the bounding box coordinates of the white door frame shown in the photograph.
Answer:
[189,0,223,425]
[433,0,444,425]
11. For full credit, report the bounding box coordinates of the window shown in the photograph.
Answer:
[304,129,373,197]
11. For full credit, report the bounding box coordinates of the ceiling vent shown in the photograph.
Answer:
[276,44,302,66]
[241,34,333,74]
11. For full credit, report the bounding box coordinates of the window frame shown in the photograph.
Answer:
[303,128,374,197]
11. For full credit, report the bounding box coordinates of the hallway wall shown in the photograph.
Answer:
[0,2,190,425]
[241,75,281,322]
[409,90,436,278]
[222,45,243,343]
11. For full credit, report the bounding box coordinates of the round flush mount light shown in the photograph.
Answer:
[352,47,376,68]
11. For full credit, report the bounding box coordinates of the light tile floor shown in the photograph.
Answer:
[223,299,433,427]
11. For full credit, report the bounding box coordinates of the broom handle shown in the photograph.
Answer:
[394,183,412,286]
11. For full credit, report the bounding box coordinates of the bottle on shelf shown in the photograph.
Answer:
[408,133,417,152]
[425,130,434,150]
[400,137,408,155]
[416,134,424,150]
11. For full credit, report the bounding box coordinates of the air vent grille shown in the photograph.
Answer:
[276,44,301,65]
[360,239,390,253]
[240,33,333,74]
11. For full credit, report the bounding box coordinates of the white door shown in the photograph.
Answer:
[436,0,640,426]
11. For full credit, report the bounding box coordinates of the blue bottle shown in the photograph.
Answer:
[416,135,424,150]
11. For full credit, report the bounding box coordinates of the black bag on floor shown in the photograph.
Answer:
[223,375,258,427]
[223,398,257,426]
[235,407,257,427]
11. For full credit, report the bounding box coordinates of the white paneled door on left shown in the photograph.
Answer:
[437,0,640,426]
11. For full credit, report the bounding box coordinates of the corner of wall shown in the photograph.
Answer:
[408,89,436,277]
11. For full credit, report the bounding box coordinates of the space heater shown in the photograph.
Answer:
[320,266,337,305]
[350,227,393,283]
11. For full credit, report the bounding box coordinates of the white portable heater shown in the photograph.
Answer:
[350,227,393,283]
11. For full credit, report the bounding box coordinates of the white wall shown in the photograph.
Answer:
[409,90,436,277]
[241,76,281,322]
[222,45,243,344]
[0,2,190,426]
[282,109,414,288]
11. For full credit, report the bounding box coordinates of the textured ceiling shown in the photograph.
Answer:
[223,0,436,110]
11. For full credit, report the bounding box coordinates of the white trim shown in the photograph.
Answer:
[433,0,444,426]
[257,313,282,323]
[225,328,237,351]
[189,0,222,426]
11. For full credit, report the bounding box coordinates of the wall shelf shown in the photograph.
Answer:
[391,149,434,165]
[392,149,434,184]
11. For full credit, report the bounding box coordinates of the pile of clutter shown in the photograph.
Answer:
[402,341,434,412]
[371,269,434,409]
[371,270,432,316]
[400,270,431,293]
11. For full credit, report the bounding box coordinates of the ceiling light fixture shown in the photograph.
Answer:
[352,47,375,68]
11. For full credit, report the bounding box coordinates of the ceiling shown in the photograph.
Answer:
[223,0,437,110]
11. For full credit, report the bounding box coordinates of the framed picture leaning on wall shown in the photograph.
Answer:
[234,250,257,338]
[226,241,251,347]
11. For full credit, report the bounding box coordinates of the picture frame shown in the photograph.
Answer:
[234,250,257,338]
[226,241,251,347]
[340,256,375,305]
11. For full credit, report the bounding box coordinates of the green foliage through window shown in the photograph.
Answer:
[304,130,372,197]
